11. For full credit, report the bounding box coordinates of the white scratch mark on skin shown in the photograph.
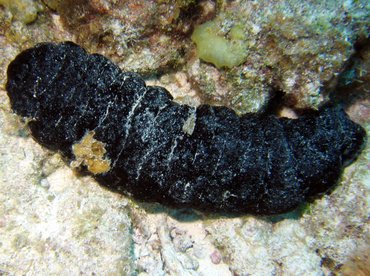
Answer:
[135,142,166,180]
[54,116,63,127]
[166,138,179,169]
[212,141,225,177]
[32,76,41,98]
[192,144,200,165]
[154,104,169,122]
[97,99,115,128]
[135,147,155,180]
[112,88,148,168]
[73,98,89,129]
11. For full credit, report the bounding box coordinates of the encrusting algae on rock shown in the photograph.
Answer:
[191,20,248,69]
[0,0,43,24]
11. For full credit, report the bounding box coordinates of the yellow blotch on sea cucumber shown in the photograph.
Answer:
[71,131,111,174]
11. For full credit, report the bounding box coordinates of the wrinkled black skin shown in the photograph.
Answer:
[6,42,366,215]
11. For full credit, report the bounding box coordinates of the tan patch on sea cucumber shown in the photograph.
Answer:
[182,108,197,135]
[71,131,111,174]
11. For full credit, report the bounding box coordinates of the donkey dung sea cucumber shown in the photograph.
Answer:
[5,42,366,215]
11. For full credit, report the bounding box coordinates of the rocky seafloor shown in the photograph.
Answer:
[0,0,369,275]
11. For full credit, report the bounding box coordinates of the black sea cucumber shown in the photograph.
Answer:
[5,42,366,215]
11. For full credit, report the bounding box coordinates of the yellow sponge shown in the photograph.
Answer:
[191,21,247,69]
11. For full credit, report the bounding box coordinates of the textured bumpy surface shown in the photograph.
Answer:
[5,42,366,215]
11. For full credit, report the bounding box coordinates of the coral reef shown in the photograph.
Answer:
[0,0,43,24]
[339,246,370,276]
[188,0,369,113]
[42,0,200,74]
[0,0,368,274]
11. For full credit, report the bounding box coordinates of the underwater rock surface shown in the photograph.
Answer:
[6,42,366,215]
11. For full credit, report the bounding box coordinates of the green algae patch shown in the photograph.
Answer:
[191,21,248,69]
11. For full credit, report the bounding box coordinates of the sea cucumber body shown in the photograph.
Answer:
[6,42,366,215]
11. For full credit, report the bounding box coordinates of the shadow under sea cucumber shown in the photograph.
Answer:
[5,42,366,215]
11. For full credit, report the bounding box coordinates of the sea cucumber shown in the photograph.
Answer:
[5,42,366,215]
